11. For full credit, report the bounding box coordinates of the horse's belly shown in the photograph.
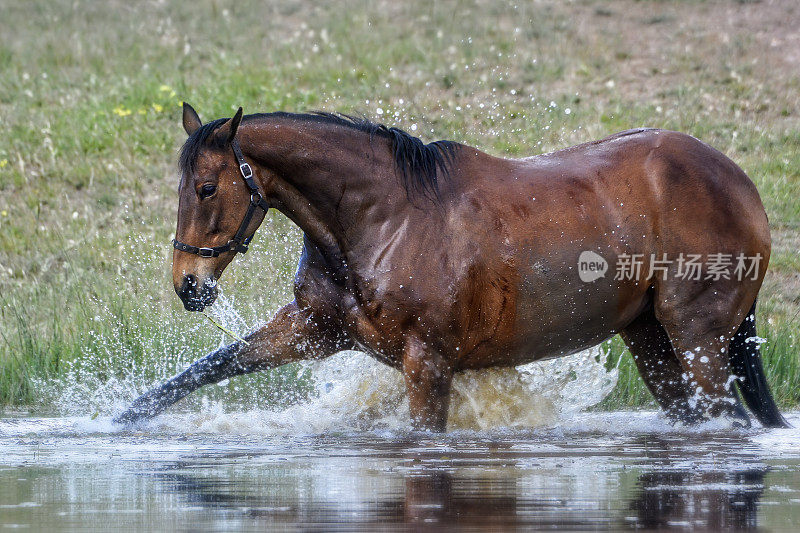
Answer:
[460,252,646,369]
[522,252,647,359]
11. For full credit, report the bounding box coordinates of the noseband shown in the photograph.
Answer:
[172,140,270,258]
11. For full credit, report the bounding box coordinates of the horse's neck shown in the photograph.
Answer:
[241,119,409,275]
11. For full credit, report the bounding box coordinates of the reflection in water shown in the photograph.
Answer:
[155,468,531,528]
[1,413,799,530]
[148,460,770,530]
[631,469,766,530]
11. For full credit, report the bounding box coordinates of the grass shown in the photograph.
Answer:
[0,0,798,412]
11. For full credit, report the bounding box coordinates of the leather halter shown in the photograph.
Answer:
[172,140,269,258]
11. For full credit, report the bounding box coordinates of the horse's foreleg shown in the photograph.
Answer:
[402,337,453,432]
[113,301,348,425]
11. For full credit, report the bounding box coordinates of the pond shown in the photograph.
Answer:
[1,411,799,530]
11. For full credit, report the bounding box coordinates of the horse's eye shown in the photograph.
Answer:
[199,184,217,199]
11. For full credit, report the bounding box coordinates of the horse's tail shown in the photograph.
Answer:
[728,301,789,428]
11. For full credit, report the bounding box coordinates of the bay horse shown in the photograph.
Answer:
[114,103,787,430]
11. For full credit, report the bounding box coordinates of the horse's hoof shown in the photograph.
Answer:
[724,412,752,430]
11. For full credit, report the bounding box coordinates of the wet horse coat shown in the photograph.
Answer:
[115,105,786,430]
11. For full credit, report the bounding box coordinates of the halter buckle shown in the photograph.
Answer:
[239,162,253,179]
[198,247,216,258]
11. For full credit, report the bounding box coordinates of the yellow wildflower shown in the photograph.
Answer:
[137,108,147,115]
[0,159,7,168]
[151,103,163,113]
[113,106,132,117]
[159,84,172,92]
[1,210,7,217]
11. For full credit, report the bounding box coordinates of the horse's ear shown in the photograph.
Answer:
[214,107,243,145]
[182,102,202,136]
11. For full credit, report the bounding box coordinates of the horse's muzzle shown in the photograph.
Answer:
[177,274,217,311]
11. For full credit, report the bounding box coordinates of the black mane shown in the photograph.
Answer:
[179,117,229,178]
[179,112,459,200]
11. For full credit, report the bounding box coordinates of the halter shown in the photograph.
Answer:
[172,139,270,258]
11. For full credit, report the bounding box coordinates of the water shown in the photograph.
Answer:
[1,412,799,531]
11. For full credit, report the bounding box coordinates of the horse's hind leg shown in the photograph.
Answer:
[114,300,351,425]
[620,307,701,423]
[655,288,752,427]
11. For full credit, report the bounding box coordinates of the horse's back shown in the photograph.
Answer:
[510,128,769,248]
[512,127,771,277]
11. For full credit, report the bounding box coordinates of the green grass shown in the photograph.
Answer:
[0,0,798,411]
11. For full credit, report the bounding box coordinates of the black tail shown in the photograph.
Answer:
[729,302,789,428]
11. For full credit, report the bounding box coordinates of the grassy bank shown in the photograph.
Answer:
[1,0,798,411]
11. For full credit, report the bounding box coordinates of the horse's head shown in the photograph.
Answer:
[172,103,269,311]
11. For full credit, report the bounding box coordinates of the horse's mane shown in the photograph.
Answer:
[179,117,230,178]
[179,111,459,200]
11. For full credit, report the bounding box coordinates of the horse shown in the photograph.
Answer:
[114,103,787,430]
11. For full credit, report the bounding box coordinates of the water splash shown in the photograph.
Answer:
[207,291,251,347]
[143,345,617,434]
[279,345,616,432]
[38,295,618,433]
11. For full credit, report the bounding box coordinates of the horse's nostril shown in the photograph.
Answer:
[179,274,198,300]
